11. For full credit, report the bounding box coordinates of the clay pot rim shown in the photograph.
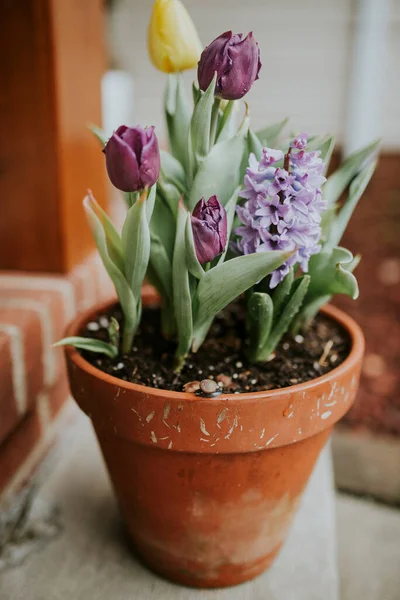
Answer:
[65,299,364,403]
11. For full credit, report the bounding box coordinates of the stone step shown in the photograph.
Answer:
[0,407,339,600]
[333,426,400,503]
[337,493,400,600]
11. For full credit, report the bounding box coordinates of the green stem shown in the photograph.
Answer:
[161,303,176,339]
[173,351,188,373]
[122,319,136,354]
[210,98,221,147]
[126,191,139,208]
[216,100,234,140]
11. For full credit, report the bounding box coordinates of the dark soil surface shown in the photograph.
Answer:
[80,303,350,394]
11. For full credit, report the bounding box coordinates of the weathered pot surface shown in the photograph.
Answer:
[65,292,364,588]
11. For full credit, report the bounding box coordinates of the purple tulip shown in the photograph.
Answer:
[191,196,228,264]
[197,31,261,100]
[103,125,160,192]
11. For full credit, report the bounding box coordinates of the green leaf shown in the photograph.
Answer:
[320,205,338,242]
[165,74,191,170]
[324,161,377,251]
[145,184,156,222]
[246,292,274,360]
[157,174,181,217]
[193,250,291,329]
[83,196,137,336]
[84,193,124,273]
[88,123,107,146]
[257,275,310,361]
[150,193,176,260]
[323,139,380,206]
[256,118,289,147]
[217,187,240,265]
[160,149,186,189]
[192,82,201,105]
[293,249,361,333]
[122,193,151,297]
[291,295,331,334]
[247,129,263,161]
[306,247,359,301]
[189,73,217,163]
[272,268,294,320]
[216,101,236,142]
[54,336,118,358]
[185,216,205,279]
[188,134,246,210]
[191,316,214,353]
[173,202,193,365]
[149,232,173,300]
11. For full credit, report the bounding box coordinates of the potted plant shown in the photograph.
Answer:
[57,0,378,589]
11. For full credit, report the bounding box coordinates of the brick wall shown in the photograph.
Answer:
[0,255,115,503]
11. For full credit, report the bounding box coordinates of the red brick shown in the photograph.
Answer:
[0,309,44,444]
[0,407,43,493]
[0,331,19,444]
[46,374,71,420]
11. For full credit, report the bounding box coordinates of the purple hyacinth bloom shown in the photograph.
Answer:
[290,132,309,150]
[235,132,327,288]
[103,125,160,192]
[256,195,291,227]
[257,229,293,252]
[191,196,228,264]
[198,31,261,100]
[261,147,284,167]
[268,168,296,196]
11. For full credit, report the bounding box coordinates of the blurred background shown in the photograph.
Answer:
[0,1,399,598]
[107,0,399,150]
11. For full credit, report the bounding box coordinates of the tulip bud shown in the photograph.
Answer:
[148,0,202,73]
[103,125,160,193]
[198,31,261,101]
[191,196,227,264]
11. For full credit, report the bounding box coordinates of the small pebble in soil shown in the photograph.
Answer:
[216,374,232,388]
[87,321,100,332]
[197,379,221,398]
[183,381,200,393]
[295,335,304,343]
[99,316,110,328]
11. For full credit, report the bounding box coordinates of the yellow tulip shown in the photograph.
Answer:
[148,0,202,73]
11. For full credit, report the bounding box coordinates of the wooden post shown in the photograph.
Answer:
[0,0,107,273]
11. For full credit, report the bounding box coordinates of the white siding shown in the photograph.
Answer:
[108,0,400,149]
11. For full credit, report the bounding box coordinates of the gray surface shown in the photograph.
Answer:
[337,494,400,600]
[0,409,338,600]
[333,428,400,503]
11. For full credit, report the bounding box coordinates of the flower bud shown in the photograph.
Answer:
[197,31,261,100]
[148,0,202,73]
[191,196,227,264]
[103,125,160,192]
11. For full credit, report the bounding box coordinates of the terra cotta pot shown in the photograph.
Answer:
[65,291,364,588]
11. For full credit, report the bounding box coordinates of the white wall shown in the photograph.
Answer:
[107,0,400,150]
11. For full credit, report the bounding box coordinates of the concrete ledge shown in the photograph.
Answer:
[1,409,339,599]
[333,427,400,504]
